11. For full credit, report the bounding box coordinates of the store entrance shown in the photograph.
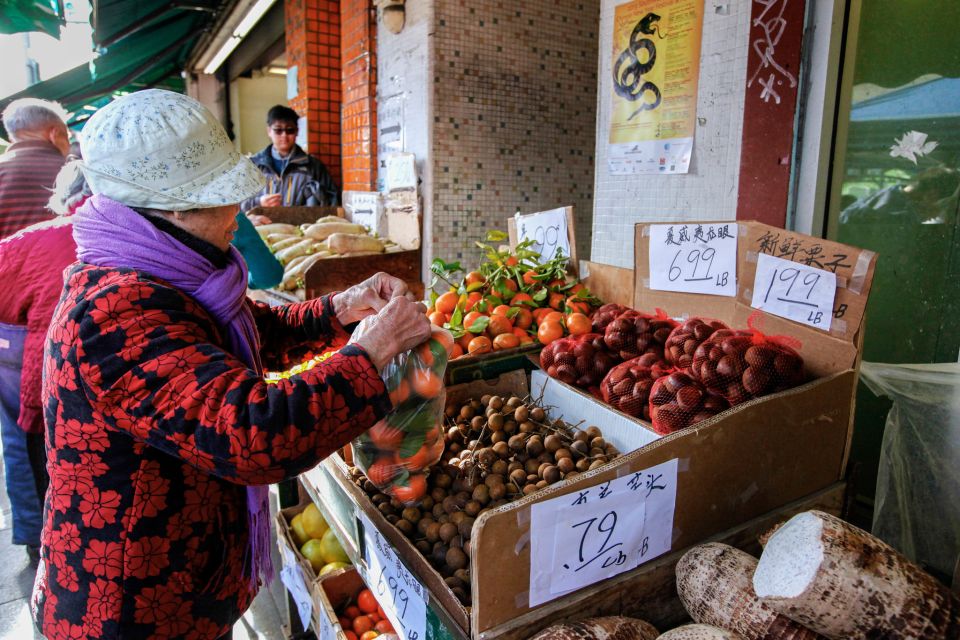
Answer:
[825,0,960,524]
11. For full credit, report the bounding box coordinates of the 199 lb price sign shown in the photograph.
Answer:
[528,459,679,606]
[358,513,428,640]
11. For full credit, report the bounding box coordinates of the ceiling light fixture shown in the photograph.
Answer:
[203,0,277,75]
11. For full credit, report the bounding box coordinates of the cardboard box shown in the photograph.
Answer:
[252,205,424,299]
[314,568,369,640]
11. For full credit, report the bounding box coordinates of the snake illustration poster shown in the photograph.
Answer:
[608,0,704,175]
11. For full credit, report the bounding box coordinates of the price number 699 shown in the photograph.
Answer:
[376,567,418,640]
[668,248,729,289]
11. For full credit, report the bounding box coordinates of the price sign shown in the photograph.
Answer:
[751,253,836,330]
[358,513,427,640]
[279,545,314,631]
[528,458,679,606]
[516,208,571,262]
[344,191,382,232]
[649,223,738,297]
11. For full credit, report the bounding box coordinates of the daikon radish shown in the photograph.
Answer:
[753,510,960,639]
[255,223,299,237]
[657,625,743,640]
[527,616,659,640]
[313,215,344,224]
[302,221,365,241]
[327,233,385,254]
[676,543,823,640]
[275,238,316,264]
[269,236,303,252]
[284,254,310,271]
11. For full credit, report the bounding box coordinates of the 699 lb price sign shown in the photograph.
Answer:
[528,459,679,606]
[649,224,738,297]
[358,513,428,640]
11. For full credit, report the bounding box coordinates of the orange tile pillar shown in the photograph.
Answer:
[285,0,342,187]
[340,0,377,191]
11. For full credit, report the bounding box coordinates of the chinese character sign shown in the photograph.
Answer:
[649,223,738,296]
[608,0,704,175]
[528,458,679,606]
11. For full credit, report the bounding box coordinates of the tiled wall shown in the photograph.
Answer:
[286,0,342,184]
[590,0,751,268]
[430,0,600,266]
[341,0,378,191]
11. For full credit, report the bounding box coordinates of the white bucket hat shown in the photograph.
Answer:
[78,89,265,211]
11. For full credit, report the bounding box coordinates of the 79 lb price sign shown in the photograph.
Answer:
[528,459,679,606]
[358,513,428,640]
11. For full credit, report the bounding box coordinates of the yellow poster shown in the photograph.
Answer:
[608,0,704,174]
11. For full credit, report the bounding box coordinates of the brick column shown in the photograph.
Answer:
[285,0,342,186]
[340,0,377,191]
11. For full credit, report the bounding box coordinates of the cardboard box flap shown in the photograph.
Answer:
[580,260,635,307]
[634,221,877,375]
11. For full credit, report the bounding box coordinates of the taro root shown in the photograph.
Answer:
[690,328,805,405]
[590,303,630,333]
[664,318,729,368]
[603,310,677,362]
[540,333,620,390]
[599,353,672,420]
[648,372,728,435]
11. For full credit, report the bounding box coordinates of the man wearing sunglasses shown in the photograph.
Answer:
[241,105,339,214]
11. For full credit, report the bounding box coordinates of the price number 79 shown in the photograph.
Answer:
[566,511,628,572]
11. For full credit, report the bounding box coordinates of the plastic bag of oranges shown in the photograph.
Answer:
[350,326,454,505]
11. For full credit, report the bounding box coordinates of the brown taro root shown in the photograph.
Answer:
[664,318,729,369]
[648,372,728,435]
[603,309,678,361]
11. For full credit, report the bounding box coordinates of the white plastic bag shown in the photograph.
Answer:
[861,361,960,581]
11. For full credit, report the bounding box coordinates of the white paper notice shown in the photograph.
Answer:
[279,545,313,631]
[344,191,382,232]
[751,253,836,331]
[516,208,570,262]
[648,223,737,297]
[528,458,679,607]
[359,513,428,640]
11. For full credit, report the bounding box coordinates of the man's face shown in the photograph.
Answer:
[267,120,297,156]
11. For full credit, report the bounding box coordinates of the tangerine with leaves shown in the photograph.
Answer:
[537,321,564,345]
[436,291,459,315]
[566,313,591,336]
[468,336,492,354]
[358,589,379,614]
[493,333,521,350]
[487,315,513,337]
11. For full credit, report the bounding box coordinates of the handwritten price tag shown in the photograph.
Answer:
[516,208,571,262]
[279,545,314,631]
[528,458,679,606]
[649,223,738,297]
[358,513,427,640]
[751,253,836,330]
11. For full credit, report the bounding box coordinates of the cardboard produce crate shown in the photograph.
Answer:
[252,205,423,299]
[314,568,368,640]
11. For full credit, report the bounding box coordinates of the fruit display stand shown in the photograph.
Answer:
[253,205,424,300]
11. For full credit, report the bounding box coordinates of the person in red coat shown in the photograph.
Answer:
[33,89,431,640]
[0,160,86,557]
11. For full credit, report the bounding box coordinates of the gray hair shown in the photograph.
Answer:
[47,159,91,216]
[2,98,68,140]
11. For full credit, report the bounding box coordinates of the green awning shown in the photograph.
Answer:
[91,0,218,48]
[0,0,64,38]
[0,13,195,129]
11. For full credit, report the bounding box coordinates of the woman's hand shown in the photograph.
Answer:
[334,272,414,325]
[348,297,431,372]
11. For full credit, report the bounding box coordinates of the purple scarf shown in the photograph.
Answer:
[73,194,272,588]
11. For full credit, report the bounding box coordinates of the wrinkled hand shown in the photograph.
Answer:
[260,193,282,207]
[349,297,431,372]
[246,213,273,226]
[334,272,414,325]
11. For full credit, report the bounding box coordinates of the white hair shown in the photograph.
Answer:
[47,159,90,216]
[2,98,68,140]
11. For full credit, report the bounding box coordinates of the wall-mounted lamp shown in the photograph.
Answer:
[375,0,405,34]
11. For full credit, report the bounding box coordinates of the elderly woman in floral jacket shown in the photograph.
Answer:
[32,90,431,640]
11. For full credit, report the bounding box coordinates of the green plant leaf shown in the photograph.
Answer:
[450,305,463,328]
[466,315,490,334]
[505,306,520,319]
[532,288,548,303]
[465,281,486,293]
[486,229,509,242]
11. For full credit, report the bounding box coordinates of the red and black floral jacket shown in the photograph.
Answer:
[34,263,390,640]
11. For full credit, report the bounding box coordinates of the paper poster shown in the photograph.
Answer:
[528,458,679,606]
[515,208,570,261]
[649,223,737,296]
[608,0,704,175]
[751,253,836,331]
[279,545,313,630]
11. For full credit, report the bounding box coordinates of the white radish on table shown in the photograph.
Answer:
[753,510,960,639]
[527,617,659,640]
[675,543,823,640]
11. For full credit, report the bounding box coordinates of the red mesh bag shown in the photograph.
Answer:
[664,318,729,368]
[648,371,729,435]
[600,353,672,420]
[689,313,805,405]
[541,333,621,392]
[603,308,678,361]
[591,303,630,333]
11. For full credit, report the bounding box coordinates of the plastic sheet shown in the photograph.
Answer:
[861,361,960,581]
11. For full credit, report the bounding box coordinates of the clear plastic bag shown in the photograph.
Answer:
[861,361,960,581]
[350,327,453,505]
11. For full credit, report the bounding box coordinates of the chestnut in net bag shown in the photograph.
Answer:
[591,303,630,333]
[541,333,621,391]
[648,371,729,435]
[600,353,672,420]
[664,317,729,368]
[689,313,805,405]
[603,308,678,361]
